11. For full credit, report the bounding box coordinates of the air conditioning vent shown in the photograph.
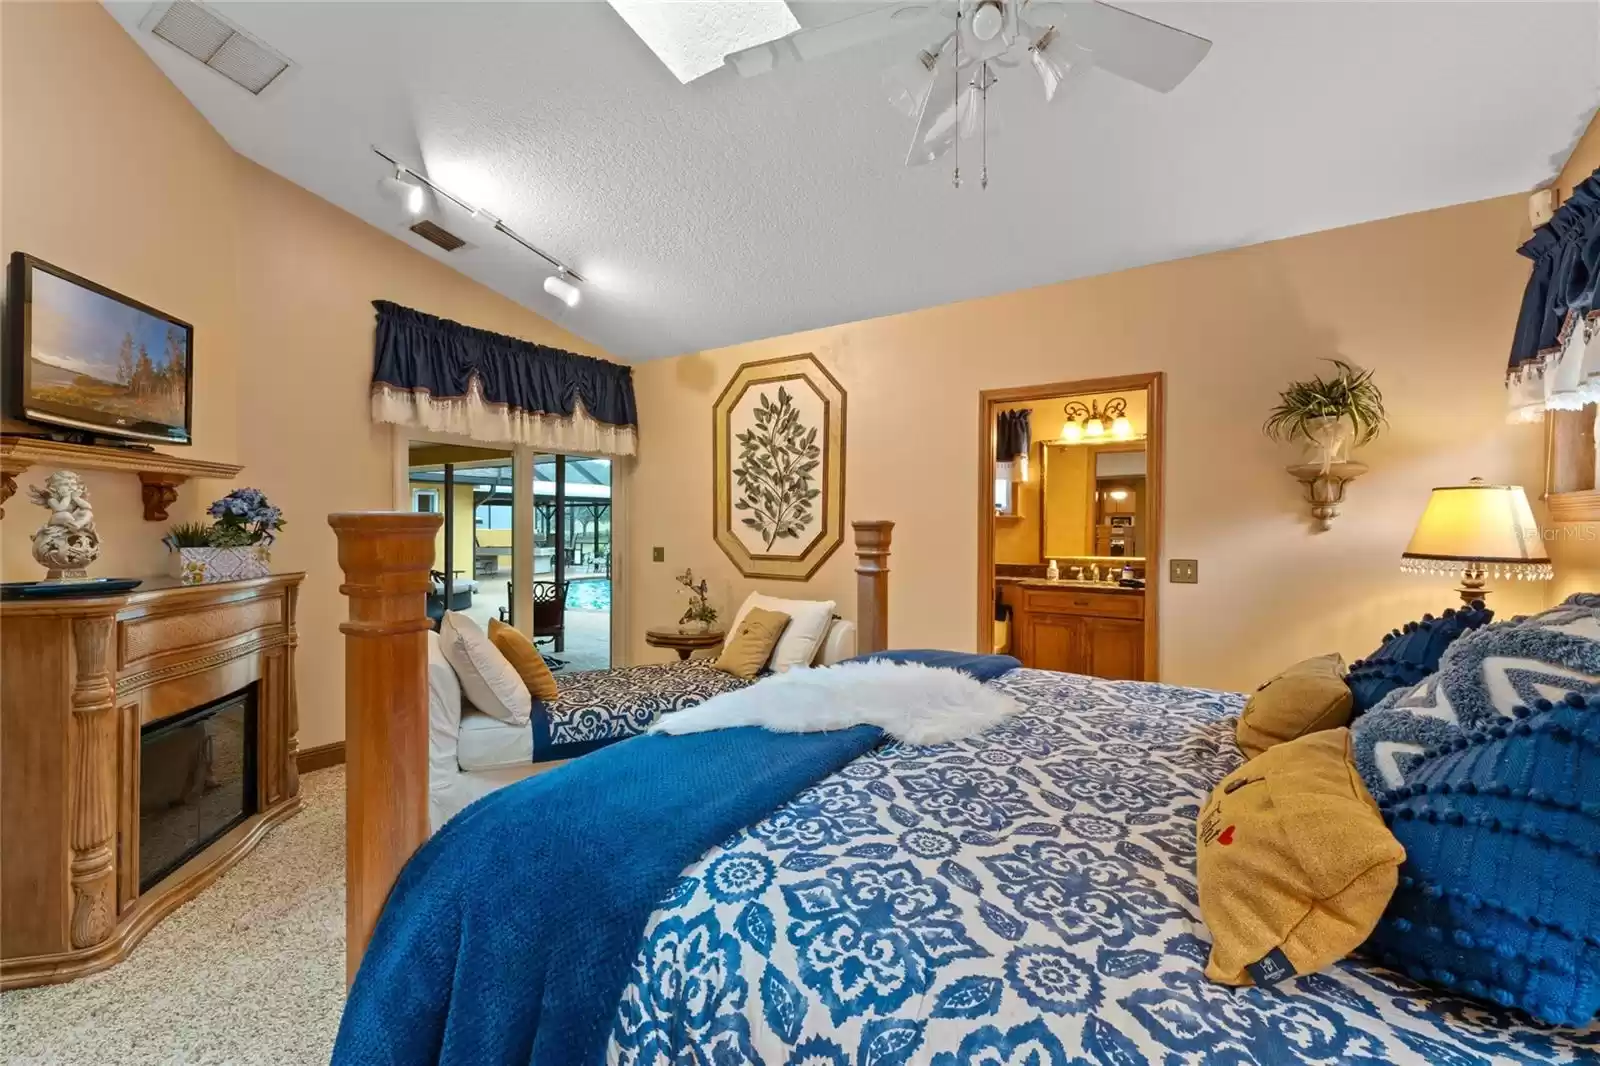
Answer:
[149,2,291,95]
[409,221,467,252]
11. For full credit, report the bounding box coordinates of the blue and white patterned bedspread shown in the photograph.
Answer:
[536,660,752,761]
[607,669,1600,1064]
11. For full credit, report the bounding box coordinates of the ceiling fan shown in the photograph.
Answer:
[725,0,1212,188]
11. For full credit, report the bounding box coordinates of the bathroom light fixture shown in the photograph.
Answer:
[1057,397,1137,445]
[370,147,585,296]
[544,273,580,309]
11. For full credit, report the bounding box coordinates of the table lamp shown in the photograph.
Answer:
[1400,478,1553,604]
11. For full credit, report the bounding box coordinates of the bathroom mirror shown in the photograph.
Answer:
[1041,443,1148,561]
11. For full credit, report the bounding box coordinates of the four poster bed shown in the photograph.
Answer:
[326,513,1597,1065]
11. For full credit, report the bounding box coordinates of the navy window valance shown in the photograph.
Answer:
[1508,166,1600,421]
[996,409,1031,480]
[370,300,638,456]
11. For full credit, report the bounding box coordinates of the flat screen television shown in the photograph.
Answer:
[6,252,193,445]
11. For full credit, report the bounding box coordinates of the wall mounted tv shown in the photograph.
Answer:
[6,253,193,445]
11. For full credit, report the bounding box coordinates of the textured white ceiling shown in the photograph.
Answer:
[105,1,1599,361]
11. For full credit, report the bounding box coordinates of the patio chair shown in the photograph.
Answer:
[498,579,570,670]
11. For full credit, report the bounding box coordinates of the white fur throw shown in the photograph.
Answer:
[649,661,1021,744]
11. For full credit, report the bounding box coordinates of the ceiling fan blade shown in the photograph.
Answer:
[1024,0,1210,93]
[905,42,975,166]
[726,3,943,77]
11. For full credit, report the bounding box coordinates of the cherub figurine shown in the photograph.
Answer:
[29,470,100,580]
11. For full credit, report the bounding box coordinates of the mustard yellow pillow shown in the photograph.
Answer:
[1197,727,1405,986]
[714,607,791,679]
[488,618,558,703]
[1235,653,1352,758]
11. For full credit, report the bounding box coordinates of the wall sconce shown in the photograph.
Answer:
[1058,397,1135,445]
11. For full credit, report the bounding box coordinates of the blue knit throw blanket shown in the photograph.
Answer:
[333,725,881,1065]
[332,652,1018,1066]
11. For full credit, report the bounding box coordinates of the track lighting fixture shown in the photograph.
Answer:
[371,147,585,307]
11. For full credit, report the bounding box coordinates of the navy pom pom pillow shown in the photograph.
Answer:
[1365,695,1600,1027]
[1345,602,1494,715]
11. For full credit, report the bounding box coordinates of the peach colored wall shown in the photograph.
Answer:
[1,3,619,748]
[627,196,1553,693]
[0,0,242,579]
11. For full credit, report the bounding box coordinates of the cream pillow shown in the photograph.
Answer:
[729,593,836,672]
[437,611,532,726]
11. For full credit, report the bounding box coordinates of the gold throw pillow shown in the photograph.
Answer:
[488,618,559,703]
[714,607,791,679]
[1235,653,1352,758]
[1197,728,1405,986]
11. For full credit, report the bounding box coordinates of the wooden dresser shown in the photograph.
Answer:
[1000,580,1146,680]
[0,573,303,989]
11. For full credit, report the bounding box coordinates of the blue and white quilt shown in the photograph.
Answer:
[534,660,753,761]
[608,669,1600,1065]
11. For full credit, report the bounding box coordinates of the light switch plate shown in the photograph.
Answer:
[652,547,665,563]
[1170,559,1199,584]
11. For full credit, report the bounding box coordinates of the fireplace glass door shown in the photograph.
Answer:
[138,686,257,892]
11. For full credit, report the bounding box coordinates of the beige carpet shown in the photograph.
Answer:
[1,768,347,1065]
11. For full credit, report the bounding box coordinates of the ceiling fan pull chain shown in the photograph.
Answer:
[952,7,962,189]
[981,61,991,191]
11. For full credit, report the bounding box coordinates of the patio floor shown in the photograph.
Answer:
[459,580,611,672]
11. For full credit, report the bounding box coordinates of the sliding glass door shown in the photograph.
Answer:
[406,442,516,632]
[530,455,611,671]
[404,439,613,672]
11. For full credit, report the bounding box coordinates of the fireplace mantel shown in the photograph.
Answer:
[0,573,303,989]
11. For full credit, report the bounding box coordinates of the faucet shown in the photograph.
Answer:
[1086,563,1101,582]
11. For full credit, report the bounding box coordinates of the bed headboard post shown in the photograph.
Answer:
[852,520,894,654]
[328,511,442,984]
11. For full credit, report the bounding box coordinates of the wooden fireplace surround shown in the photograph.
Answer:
[0,573,303,989]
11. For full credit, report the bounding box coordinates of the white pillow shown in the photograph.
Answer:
[728,593,837,673]
[437,612,531,726]
[426,630,464,784]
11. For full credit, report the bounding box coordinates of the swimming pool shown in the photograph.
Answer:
[567,578,611,612]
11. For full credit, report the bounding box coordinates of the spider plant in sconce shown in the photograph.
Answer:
[1263,359,1388,467]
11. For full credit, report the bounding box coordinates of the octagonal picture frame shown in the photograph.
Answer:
[712,353,846,580]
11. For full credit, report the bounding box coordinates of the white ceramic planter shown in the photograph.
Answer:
[173,546,271,585]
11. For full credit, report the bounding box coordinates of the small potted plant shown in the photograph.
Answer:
[676,568,718,634]
[1264,359,1387,470]
[164,488,286,585]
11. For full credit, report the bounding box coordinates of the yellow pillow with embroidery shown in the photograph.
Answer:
[1197,727,1405,986]
[714,607,791,679]
[1235,653,1352,758]
[488,618,558,703]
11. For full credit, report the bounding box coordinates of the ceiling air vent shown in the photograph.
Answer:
[147,2,291,95]
[409,221,467,252]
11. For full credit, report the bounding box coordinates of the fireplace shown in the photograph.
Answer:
[138,685,258,892]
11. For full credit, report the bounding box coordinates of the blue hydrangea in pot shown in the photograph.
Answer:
[163,488,286,585]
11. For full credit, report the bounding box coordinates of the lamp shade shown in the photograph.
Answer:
[1401,480,1552,581]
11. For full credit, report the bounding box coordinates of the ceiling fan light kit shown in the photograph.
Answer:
[725,0,1212,190]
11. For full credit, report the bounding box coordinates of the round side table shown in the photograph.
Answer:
[645,628,725,661]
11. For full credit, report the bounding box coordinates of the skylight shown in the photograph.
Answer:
[607,1,799,83]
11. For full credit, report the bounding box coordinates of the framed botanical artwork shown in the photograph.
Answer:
[712,354,846,580]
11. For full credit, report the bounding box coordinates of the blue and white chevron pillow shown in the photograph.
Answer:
[1352,594,1600,792]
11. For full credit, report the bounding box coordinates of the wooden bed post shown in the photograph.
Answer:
[328,511,442,984]
[853,520,893,655]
